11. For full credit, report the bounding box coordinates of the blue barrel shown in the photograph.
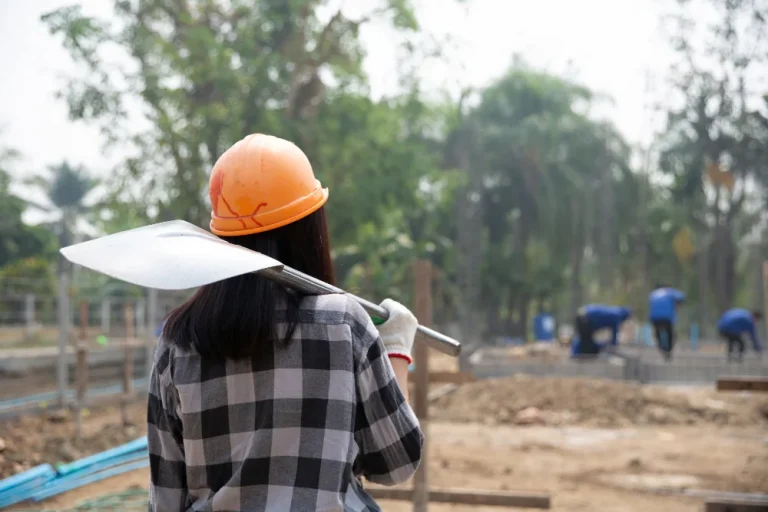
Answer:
[640,323,654,346]
[689,323,699,351]
[533,314,555,342]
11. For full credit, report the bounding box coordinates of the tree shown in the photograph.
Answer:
[459,64,637,338]
[658,0,768,322]
[24,161,98,250]
[43,0,464,305]
[0,141,54,268]
[42,0,421,229]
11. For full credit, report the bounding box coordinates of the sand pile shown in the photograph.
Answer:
[431,375,768,428]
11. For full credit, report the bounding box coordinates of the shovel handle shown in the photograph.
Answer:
[259,267,462,357]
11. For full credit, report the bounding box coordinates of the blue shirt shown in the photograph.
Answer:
[718,308,762,351]
[649,288,685,323]
[580,304,632,346]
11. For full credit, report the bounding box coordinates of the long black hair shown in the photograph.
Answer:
[162,207,335,360]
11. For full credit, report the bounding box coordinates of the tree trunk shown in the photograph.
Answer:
[486,303,502,340]
[598,171,613,291]
[696,245,709,336]
[517,294,529,340]
[569,190,588,315]
[710,222,735,315]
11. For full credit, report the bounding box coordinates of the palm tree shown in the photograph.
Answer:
[24,161,97,250]
[24,161,97,405]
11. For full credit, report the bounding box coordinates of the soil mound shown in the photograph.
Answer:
[431,375,768,427]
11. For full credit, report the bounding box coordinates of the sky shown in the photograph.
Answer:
[0,0,677,183]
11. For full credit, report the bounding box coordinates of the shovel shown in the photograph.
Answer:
[59,220,461,356]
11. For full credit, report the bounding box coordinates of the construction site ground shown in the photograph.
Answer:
[1,374,766,512]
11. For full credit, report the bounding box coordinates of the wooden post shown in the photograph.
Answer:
[122,303,135,425]
[75,300,89,440]
[136,298,146,337]
[412,260,432,512]
[56,271,70,407]
[24,293,35,340]
[101,299,111,335]
[146,289,158,387]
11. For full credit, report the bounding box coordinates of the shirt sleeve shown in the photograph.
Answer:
[673,289,686,302]
[147,341,188,511]
[346,300,424,486]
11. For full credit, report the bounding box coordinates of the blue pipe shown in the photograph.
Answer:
[0,438,149,508]
[32,459,150,502]
[0,447,147,508]
[56,437,147,476]
[0,390,69,409]
[33,451,147,495]
[0,464,55,494]
[0,474,60,509]
[0,477,52,503]
[0,471,57,508]
[63,450,147,478]
[0,378,146,412]
[29,453,148,503]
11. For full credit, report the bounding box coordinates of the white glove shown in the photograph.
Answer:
[377,299,418,363]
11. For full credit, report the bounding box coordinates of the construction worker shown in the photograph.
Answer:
[571,304,632,356]
[717,308,763,362]
[648,285,685,361]
[147,134,423,511]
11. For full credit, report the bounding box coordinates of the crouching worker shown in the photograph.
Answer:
[648,285,685,361]
[717,308,763,363]
[148,134,423,511]
[571,304,632,357]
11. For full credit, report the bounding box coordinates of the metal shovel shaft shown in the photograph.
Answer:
[259,266,461,357]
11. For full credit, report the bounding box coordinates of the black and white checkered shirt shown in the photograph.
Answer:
[147,293,424,511]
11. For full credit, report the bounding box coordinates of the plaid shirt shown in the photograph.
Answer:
[147,293,423,511]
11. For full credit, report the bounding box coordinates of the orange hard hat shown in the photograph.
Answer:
[209,134,328,236]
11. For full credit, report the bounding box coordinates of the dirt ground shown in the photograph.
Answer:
[431,374,768,428]
[1,376,766,511]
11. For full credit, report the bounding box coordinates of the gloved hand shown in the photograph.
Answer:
[377,299,418,363]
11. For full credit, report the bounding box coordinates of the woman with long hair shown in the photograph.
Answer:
[147,134,423,511]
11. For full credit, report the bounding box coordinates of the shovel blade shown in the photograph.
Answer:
[60,220,283,290]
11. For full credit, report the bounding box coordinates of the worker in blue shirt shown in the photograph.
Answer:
[648,285,685,361]
[571,304,632,356]
[717,308,763,362]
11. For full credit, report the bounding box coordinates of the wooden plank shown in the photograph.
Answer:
[429,371,475,384]
[412,260,432,512]
[716,377,768,392]
[705,499,768,512]
[367,487,551,509]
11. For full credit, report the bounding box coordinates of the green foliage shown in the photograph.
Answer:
[0,257,55,295]
[657,0,768,322]
[457,63,641,336]
[17,0,764,343]
[0,144,55,268]
[42,0,420,229]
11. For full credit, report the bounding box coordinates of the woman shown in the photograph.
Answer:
[148,134,424,511]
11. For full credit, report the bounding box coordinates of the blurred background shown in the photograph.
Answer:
[0,1,767,511]
[2,0,767,348]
